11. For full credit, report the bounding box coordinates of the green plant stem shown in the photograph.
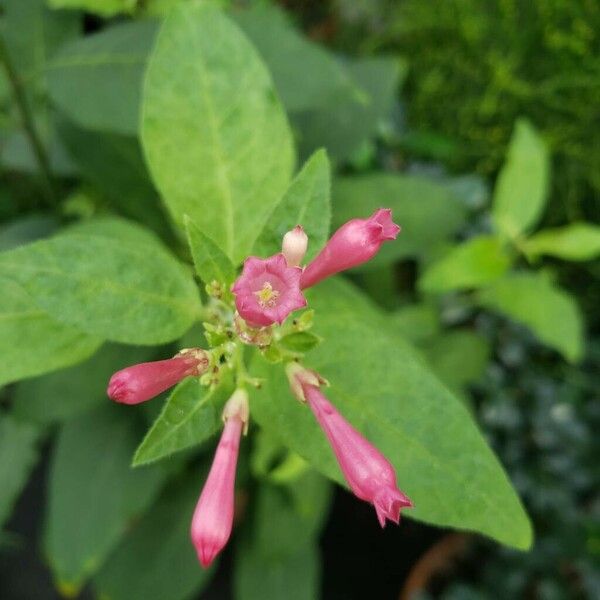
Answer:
[0,36,56,204]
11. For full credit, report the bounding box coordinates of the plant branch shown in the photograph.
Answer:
[0,35,56,204]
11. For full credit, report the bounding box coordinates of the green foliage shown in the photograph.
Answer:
[45,406,169,593]
[478,272,584,362]
[0,223,201,344]
[47,20,157,134]
[387,0,600,213]
[420,236,513,293]
[333,173,468,268]
[0,276,101,387]
[492,119,550,239]
[48,0,136,17]
[133,376,234,466]
[253,149,331,262]
[11,343,156,424]
[185,216,236,291]
[141,3,295,262]
[523,222,600,261]
[234,470,331,600]
[0,413,40,528]
[93,473,214,600]
[252,277,532,550]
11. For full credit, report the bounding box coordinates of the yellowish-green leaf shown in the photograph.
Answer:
[523,222,600,261]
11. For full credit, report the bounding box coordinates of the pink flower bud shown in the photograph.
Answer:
[282,225,308,267]
[191,390,248,567]
[300,209,400,289]
[231,254,307,328]
[107,349,209,405]
[289,367,413,526]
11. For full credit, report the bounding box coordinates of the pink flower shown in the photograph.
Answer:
[191,390,248,568]
[231,254,307,327]
[107,349,209,405]
[282,225,308,267]
[287,364,413,526]
[300,209,400,289]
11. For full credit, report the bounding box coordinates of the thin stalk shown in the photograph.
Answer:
[0,35,56,204]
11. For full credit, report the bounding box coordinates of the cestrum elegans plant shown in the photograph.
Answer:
[109,210,411,566]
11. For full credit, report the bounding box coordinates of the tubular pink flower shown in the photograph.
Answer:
[231,253,307,327]
[287,366,412,526]
[191,390,248,568]
[107,349,209,405]
[300,208,400,289]
[282,225,308,267]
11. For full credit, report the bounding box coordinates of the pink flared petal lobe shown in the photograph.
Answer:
[300,209,401,289]
[232,254,307,327]
[191,416,243,568]
[301,381,412,524]
[107,355,206,405]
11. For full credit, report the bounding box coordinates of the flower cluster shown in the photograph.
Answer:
[107,208,411,568]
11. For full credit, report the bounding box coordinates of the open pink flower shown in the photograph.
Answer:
[107,349,209,405]
[301,208,400,289]
[287,364,413,526]
[232,254,307,327]
[191,390,248,568]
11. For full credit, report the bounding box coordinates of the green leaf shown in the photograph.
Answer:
[233,4,362,113]
[523,222,600,261]
[133,376,234,466]
[0,413,40,528]
[0,214,59,252]
[251,277,532,550]
[332,173,468,269]
[478,272,584,362]
[492,119,550,239]
[45,406,169,593]
[141,3,295,261]
[234,471,331,600]
[294,56,406,162]
[184,216,236,288]
[419,236,513,293]
[422,330,491,396]
[11,344,156,424]
[279,331,321,353]
[93,473,214,600]
[390,304,440,344]
[0,224,201,345]
[252,149,331,262]
[47,21,158,134]
[0,276,101,387]
[48,0,136,17]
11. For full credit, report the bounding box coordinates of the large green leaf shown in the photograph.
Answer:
[12,343,157,424]
[141,3,295,262]
[492,119,550,239]
[478,272,584,362]
[419,235,513,293]
[0,413,40,528]
[48,0,136,17]
[93,473,214,600]
[47,20,157,134]
[253,149,331,262]
[0,276,101,387]
[251,278,532,550]
[45,406,169,594]
[523,223,600,261]
[233,4,362,113]
[133,376,234,467]
[332,173,468,269]
[0,224,201,345]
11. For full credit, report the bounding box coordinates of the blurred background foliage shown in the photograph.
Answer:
[0,0,598,599]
